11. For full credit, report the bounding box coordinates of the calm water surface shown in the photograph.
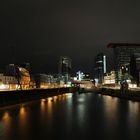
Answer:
[0,92,140,140]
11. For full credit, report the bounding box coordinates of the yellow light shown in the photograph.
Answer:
[2,111,11,130]
[2,112,10,120]
[41,99,46,113]
[18,105,28,130]
[47,97,53,103]
[20,106,26,115]
[41,99,46,102]
[0,84,8,90]
[53,96,58,101]
[129,84,137,88]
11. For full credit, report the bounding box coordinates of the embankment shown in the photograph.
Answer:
[95,88,140,101]
[0,87,77,107]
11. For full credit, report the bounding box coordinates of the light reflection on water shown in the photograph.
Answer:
[46,98,53,119]
[0,93,140,140]
[127,101,140,134]
[1,111,11,140]
[40,99,46,116]
[102,96,119,121]
[128,101,139,115]
[2,112,11,131]
[76,101,86,129]
[40,97,53,117]
[18,105,29,140]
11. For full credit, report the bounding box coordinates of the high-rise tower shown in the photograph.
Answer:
[59,56,71,84]
[107,43,140,83]
[94,53,106,84]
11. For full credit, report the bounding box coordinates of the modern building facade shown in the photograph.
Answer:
[59,56,71,84]
[34,74,52,88]
[130,53,140,86]
[34,74,62,88]
[94,53,106,84]
[107,43,140,83]
[103,71,116,86]
[76,71,90,81]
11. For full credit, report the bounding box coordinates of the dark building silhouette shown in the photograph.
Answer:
[59,56,71,84]
[5,64,17,76]
[108,43,140,83]
[94,53,106,84]
[34,74,48,88]
[130,53,140,86]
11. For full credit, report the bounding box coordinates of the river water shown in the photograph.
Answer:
[0,92,140,140]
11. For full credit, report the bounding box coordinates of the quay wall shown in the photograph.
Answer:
[95,88,140,102]
[0,87,77,107]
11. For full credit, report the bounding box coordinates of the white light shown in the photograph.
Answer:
[103,55,106,73]
[126,80,131,83]
[0,84,8,90]
[129,84,137,88]
[73,77,77,80]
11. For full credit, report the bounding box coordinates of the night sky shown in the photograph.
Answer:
[1,0,140,75]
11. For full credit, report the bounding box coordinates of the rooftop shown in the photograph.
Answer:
[107,43,140,48]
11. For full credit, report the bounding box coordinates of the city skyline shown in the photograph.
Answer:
[1,1,140,140]
[1,0,140,74]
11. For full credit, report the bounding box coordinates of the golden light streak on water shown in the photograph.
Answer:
[58,95,62,100]
[102,96,118,125]
[128,101,139,115]
[18,105,28,129]
[18,105,29,140]
[2,112,10,120]
[20,105,26,116]
[47,97,53,103]
[53,96,58,102]
[46,97,53,122]
[2,111,11,133]
[41,99,46,102]
[40,99,46,118]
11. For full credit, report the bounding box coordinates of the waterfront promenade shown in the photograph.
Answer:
[0,84,140,108]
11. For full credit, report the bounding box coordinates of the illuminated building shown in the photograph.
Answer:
[76,71,90,81]
[76,71,85,81]
[34,73,53,88]
[5,64,30,89]
[34,74,60,88]
[103,71,116,86]
[20,63,36,88]
[130,53,140,86]
[0,73,18,90]
[94,53,106,84]
[108,43,140,83]
[18,67,31,89]
[5,64,20,89]
[59,56,71,84]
